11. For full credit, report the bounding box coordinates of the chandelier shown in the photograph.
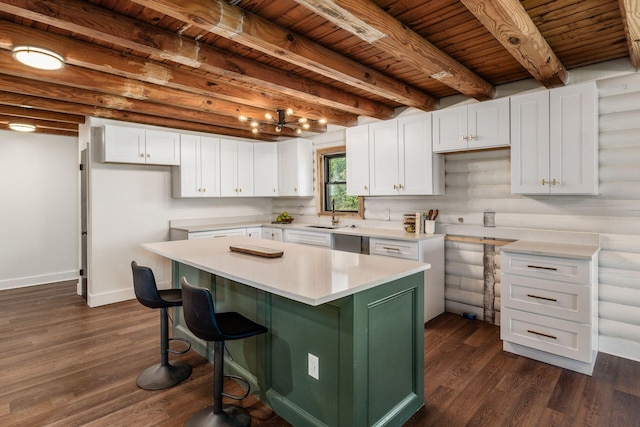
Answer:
[239,108,326,135]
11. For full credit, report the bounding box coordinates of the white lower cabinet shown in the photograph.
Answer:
[369,236,445,323]
[500,241,599,375]
[170,228,248,240]
[283,229,331,247]
[261,227,283,241]
[246,227,262,238]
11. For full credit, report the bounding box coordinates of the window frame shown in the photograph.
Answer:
[315,146,364,219]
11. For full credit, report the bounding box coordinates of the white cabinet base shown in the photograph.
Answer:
[503,341,597,376]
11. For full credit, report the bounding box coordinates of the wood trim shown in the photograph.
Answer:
[445,235,514,246]
[315,146,364,219]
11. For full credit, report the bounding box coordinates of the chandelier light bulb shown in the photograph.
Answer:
[250,120,259,128]
[275,125,282,132]
[285,108,293,115]
[239,115,247,122]
[265,112,273,120]
[251,128,259,134]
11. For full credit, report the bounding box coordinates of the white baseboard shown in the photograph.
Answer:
[0,270,79,291]
[599,336,640,363]
[87,287,135,307]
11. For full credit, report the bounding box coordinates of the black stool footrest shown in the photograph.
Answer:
[222,375,250,400]
[168,337,191,355]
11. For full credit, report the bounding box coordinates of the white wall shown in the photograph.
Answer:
[85,118,273,307]
[0,130,79,290]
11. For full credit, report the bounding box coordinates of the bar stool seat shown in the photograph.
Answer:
[181,277,268,427]
[131,261,192,390]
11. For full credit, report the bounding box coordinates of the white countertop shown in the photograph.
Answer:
[171,221,444,242]
[142,236,430,306]
[501,240,600,259]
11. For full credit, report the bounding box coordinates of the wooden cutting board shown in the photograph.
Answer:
[229,244,284,258]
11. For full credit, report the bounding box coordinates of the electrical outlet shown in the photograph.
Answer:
[308,353,319,380]
[299,206,304,215]
[384,208,390,221]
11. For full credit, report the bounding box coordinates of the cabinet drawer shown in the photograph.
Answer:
[369,238,418,260]
[502,273,591,323]
[283,230,331,247]
[188,229,247,239]
[501,308,593,363]
[501,251,591,284]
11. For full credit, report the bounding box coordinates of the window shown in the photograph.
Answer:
[316,146,363,218]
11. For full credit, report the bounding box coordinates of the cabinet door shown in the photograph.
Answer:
[398,113,439,195]
[432,106,467,153]
[145,130,180,165]
[220,139,237,197]
[254,143,278,196]
[175,134,200,197]
[346,125,370,196]
[549,82,598,194]
[199,136,220,196]
[102,125,146,163]
[468,97,510,150]
[278,138,313,196]
[368,120,399,195]
[511,91,550,194]
[236,141,254,196]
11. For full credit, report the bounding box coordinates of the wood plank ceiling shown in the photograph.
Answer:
[0,0,637,139]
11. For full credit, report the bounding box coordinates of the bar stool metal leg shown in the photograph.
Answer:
[136,307,192,390]
[185,341,251,427]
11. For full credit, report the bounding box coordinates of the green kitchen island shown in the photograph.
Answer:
[142,236,429,427]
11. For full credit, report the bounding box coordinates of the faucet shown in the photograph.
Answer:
[331,198,340,226]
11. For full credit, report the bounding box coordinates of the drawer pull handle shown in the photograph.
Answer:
[527,294,558,302]
[527,329,557,340]
[527,265,558,271]
[382,246,401,252]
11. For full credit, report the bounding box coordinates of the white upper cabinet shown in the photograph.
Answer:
[398,113,444,195]
[172,134,220,198]
[432,97,510,153]
[100,124,180,165]
[366,114,444,196]
[345,125,370,196]
[278,138,313,197]
[253,143,278,197]
[511,82,598,195]
[220,139,254,197]
[368,120,399,195]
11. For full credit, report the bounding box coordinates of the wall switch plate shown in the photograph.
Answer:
[308,353,319,380]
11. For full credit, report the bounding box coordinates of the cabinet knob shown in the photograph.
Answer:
[203,188,206,192]
[399,184,404,190]
[139,153,144,158]
[552,178,558,186]
[541,179,547,186]
[468,134,475,141]
[146,153,150,157]
[294,187,298,192]
[393,184,398,190]
[364,185,368,190]
[197,188,201,192]
[460,135,468,141]
[239,188,242,192]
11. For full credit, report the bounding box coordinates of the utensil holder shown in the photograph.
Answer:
[424,220,436,234]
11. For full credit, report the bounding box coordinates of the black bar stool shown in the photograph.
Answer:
[131,261,192,390]
[181,277,268,427]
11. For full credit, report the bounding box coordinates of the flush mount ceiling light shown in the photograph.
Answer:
[8,123,37,132]
[239,108,326,135]
[12,46,65,70]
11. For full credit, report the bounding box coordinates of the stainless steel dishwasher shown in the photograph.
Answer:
[332,234,369,254]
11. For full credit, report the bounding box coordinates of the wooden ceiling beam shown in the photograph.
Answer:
[127,0,439,110]
[460,0,569,87]
[0,104,85,124]
[294,0,495,100]
[0,19,353,127]
[0,52,305,137]
[0,81,279,141]
[0,0,392,120]
[618,0,640,70]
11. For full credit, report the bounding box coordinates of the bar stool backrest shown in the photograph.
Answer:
[131,261,165,309]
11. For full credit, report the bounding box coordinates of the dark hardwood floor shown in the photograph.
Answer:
[1,281,639,426]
